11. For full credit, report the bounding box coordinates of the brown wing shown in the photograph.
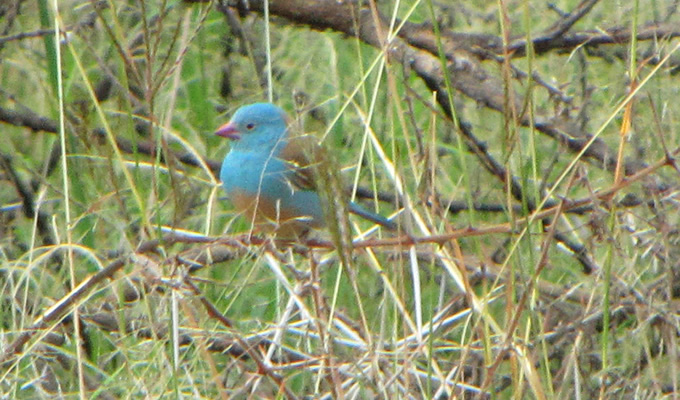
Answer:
[278,133,325,192]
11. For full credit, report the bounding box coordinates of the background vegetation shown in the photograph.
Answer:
[1,0,680,398]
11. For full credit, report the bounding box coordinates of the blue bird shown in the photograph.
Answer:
[216,102,395,237]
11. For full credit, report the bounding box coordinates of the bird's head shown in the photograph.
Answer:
[215,103,289,150]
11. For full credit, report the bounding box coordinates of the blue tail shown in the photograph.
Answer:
[348,201,397,230]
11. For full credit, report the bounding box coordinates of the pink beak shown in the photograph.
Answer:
[215,122,240,140]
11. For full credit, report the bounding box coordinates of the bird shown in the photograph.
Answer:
[215,102,396,238]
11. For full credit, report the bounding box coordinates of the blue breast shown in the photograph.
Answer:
[220,149,324,224]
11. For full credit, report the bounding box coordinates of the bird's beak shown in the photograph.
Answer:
[215,122,240,140]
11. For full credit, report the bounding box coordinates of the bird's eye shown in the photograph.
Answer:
[245,123,255,130]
